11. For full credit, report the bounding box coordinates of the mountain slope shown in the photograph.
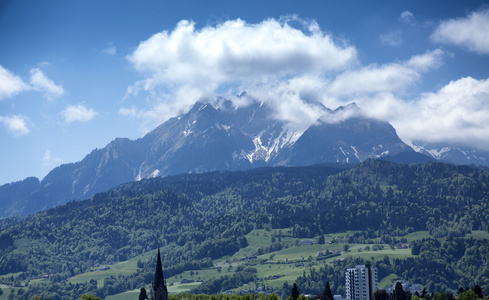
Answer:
[0,98,414,218]
[277,114,412,165]
[2,161,489,299]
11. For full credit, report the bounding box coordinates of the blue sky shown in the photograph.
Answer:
[1,0,489,185]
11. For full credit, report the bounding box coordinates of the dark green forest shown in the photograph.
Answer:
[1,160,489,299]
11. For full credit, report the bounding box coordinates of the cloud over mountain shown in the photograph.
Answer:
[328,49,444,97]
[124,17,357,127]
[363,77,489,150]
[122,15,489,152]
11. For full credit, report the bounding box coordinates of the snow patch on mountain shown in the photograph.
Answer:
[351,146,360,160]
[247,139,265,163]
[150,169,160,178]
[426,147,452,159]
[215,123,231,132]
[339,147,349,163]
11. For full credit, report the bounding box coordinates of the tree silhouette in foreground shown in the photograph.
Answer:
[139,287,148,300]
[291,283,300,300]
[472,285,483,298]
[392,282,406,300]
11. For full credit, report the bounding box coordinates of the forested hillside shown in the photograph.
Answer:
[1,160,489,299]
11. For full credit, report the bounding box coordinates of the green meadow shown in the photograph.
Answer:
[65,228,427,298]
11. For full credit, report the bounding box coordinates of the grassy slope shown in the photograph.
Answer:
[0,285,14,300]
[67,229,440,298]
[122,229,420,295]
[68,249,158,288]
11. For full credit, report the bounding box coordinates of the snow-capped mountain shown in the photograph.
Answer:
[2,96,484,218]
[410,141,489,167]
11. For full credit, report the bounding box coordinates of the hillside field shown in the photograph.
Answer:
[85,229,432,299]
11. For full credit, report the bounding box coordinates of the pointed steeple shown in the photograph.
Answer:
[151,247,168,300]
[154,247,165,287]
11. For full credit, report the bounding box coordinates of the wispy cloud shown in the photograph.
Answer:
[432,8,489,54]
[399,11,416,25]
[61,104,98,123]
[42,150,64,167]
[379,31,402,46]
[102,42,117,55]
[328,49,444,96]
[0,65,64,101]
[0,115,30,135]
[29,68,65,99]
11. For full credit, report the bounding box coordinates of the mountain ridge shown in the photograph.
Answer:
[1,97,488,219]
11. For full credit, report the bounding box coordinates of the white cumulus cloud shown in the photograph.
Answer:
[0,65,29,100]
[0,115,30,135]
[128,17,357,85]
[61,104,98,123]
[360,77,489,149]
[432,9,489,54]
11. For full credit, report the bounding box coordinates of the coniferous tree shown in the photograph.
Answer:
[139,287,148,300]
[392,282,406,300]
[291,283,300,300]
[374,289,389,300]
[323,281,334,300]
[472,285,483,298]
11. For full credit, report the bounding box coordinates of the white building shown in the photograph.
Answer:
[345,264,378,300]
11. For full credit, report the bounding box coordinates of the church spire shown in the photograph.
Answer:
[154,247,165,287]
[151,247,168,300]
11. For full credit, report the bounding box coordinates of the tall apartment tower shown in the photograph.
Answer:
[345,264,378,300]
